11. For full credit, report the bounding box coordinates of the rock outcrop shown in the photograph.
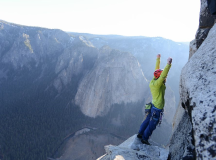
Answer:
[190,0,216,58]
[53,36,98,93]
[0,20,70,69]
[169,104,196,160]
[75,46,148,118]
[171,23,216,159]
[97,135,169,160]
[169,1,216,159]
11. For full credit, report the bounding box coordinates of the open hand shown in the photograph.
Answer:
[167,57,172,64]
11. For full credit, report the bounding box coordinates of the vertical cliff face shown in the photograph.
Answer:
[169,1,216,159]
[190,0,216,58]
[75,46,149,118]
[53,36,98,93]
[181,24,216,159]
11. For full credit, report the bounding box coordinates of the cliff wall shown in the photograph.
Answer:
[169,0,216,159]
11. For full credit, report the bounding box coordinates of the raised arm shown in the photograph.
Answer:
[154,57,172,86]
[155,54,161,70]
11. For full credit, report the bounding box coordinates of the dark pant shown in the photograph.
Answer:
[138,105,163,141]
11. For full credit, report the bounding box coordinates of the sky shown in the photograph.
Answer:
[0,0,200,42]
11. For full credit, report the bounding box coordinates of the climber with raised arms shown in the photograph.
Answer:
[137,54,172,145]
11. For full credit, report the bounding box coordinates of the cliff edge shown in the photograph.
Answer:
[97,135,169,160]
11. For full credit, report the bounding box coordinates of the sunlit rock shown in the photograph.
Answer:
[97,135,169,160]
[75,46,149,118]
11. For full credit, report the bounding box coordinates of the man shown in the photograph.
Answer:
[137,54,172,145]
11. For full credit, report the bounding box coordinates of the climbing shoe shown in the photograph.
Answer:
[141,139,150,145]
[137,133,142,139]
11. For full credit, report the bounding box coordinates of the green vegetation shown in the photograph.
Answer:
[0,63,87,160]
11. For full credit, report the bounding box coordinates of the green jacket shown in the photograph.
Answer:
[149,58,171,109]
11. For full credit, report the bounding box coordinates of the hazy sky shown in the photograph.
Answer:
[0,0,200,42]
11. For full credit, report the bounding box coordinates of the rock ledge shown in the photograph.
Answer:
[97,135,169,160]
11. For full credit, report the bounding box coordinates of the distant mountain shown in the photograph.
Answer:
[0,20,150,160]
[75,46,148,118]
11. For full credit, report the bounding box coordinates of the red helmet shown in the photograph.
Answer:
[154,69,163,79]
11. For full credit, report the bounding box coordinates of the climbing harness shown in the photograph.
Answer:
[150,111,156,121]
[158,110,164,127]
[149,107,164,127]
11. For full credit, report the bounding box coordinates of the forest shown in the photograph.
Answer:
[0,64,145,160]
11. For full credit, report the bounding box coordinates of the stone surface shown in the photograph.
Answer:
[53,36,98,92]
[191,0,216,52]
[97,135,169,160]
[75,46,149,118]
[178,23,216,159]
[199,0,215,28]
[0,21,70,69]
[195,27,212,49]
[189,39,198,59]
[169,106,195,160]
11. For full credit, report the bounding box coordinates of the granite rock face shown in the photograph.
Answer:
[170,23,216,159]
[190,0,216,58]
[181,1,216,158]
[169,105,195,160]
[0,21,70,69]
[75,46,148,118]
[181,24,216,159]
[53,36,98,93]
[97,135,169,160]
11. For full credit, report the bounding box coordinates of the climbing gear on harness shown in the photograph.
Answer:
[150,111,156,121]
[158,110,164,127]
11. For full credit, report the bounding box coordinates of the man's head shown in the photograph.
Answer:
[154,69,163,79]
